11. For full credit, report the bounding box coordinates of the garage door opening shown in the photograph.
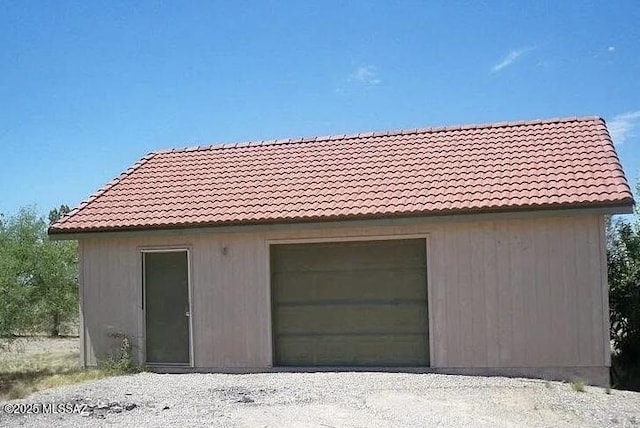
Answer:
[270,238,429,367]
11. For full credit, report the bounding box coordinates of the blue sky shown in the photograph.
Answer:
[1,1,639,216]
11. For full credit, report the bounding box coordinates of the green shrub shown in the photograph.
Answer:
[571,379,586,393]
[607,212,640,391]
[100,334,141,374]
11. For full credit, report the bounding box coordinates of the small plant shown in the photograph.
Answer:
[544,380,553,389]
[605,386,612,395]
[571,379,586,392]
[100,333,140,374]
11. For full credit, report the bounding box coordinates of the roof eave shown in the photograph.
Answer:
[47,201,635,240]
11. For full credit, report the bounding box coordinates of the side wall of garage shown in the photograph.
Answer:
[77,212,609,381]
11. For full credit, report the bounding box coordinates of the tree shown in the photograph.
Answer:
[48,204,70,225]
[41,205,78,336]
[0,206,78,337]
[607,189,640,390]
[0,208,46,336]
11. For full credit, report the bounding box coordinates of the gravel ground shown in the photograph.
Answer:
[1,372,639,427]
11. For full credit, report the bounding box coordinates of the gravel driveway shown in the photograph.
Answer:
[1,372,639,427]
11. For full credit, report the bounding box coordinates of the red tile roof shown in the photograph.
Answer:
[49,116,634,234]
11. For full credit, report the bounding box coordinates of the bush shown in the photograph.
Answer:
[100,333,141,374]
[571,379,586,393]
[607,215,640,391]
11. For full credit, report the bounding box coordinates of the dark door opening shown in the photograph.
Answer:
[143,250,191,365]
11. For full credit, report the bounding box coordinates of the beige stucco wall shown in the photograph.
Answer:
[77,211,610,381]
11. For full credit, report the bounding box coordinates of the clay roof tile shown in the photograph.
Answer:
[49,116,634,234]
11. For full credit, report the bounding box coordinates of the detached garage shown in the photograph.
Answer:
[49,116,634,386]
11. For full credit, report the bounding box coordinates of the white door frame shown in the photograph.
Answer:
[140,247,194,367]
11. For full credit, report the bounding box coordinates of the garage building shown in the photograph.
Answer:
[49,116,634,385]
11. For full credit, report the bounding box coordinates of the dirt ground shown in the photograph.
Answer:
[1,337,79,358]
[0,336,86,400]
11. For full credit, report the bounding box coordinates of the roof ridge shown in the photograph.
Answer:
[150,115,604,155]
[49,152,158,229]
